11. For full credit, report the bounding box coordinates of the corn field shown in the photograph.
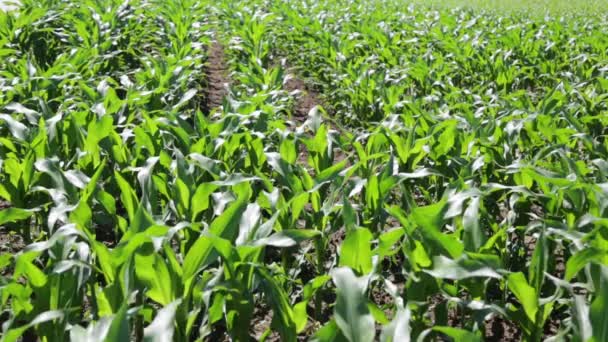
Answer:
[0,0,607,341]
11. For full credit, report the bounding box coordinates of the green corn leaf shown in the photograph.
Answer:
[280,138,297,164]
[528,230,547,293]
[0,207,33,225]
[236,203,261,245]
[0,113,29,140]
[144,299,182,342]
[175,177,191,216]
[311,320,348,342]
[508,272,538,324]
[412,200,447,232]
[254,229,320,247]
[14,252,47,288]
[590,267,608,342]
[331,267,374,342]
[462,196,485,251]
[316,159,349,184]
[130,203,155,234]
[425,255,501,280]
[105,302,130,342]
[368,302,389,325]
[2,310,64,342]
[381,305,411,342]
[565,247,608,281]
[572,295,592,341]
[339,228,373,275]
[135,253,174,306]
[257,267,297,342]
[376,228,405,258]
[342,196,357,232]
[115,171,137,221]
[365,174,380,212]
[191,183,218,220]
[182,189,249,282]
[70,317,113,342]
[433,327,482,342]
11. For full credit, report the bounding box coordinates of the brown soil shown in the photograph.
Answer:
[370,283,395,337]
[0,200,26,265]
[298,320,322,341]
[384,254,407,284]
[284,73,321,123]
[206,325,230,342]
[0,200,10,210]
[95,223,117,248]
[251,302,278,341]
[203,41,230,114]
[0,227,25,277]
[327,228,346,257]
[484,315,521,341]
[0,229,25,255]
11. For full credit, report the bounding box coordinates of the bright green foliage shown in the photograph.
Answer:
[0,0,607,341]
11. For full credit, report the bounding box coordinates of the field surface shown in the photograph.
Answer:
[0,0,607,341]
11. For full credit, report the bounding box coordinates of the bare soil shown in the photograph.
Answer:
[484,315,522,341]
[0,201,25,260]
[284,75,322,123]
[0,229,24,257]
[203,41,230,114]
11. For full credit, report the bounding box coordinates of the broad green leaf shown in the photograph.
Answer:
[2,310,64,342]
[105,302,129,342]
[316,159,349,184]
[311,320,347,342]
[115,171,137,221]
[528,230,547,293]
[381,305,411,342]
[376,228,405,258]
[425,255,501,280]
[331,267,374,342]
[191,183,218,220]
[254,229,320,247]
[70,317,113,342]
[130,203,155,234]
[144,299,182,342]
[0,207,33,225]
[433,326,482,342]
[14,253,47,287]
[257,267,297,342]
[0,113,29,140]
[566,247,608,281]
[508,272,538,323]
[412,200,446,232]
[294,301,309,333]
[135,253,174,305]
[463,196,485,251]
[365,174,380,212]
[236,203,261,245]
[590,267,608,342]
[339,228,373,275]
[368,302,389,324]
[411,241,432,269]
[182,190,249,281]
[342,196,357,232]
[280,138,297,164]
[573,295,592,342]
[419,228,464,259]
